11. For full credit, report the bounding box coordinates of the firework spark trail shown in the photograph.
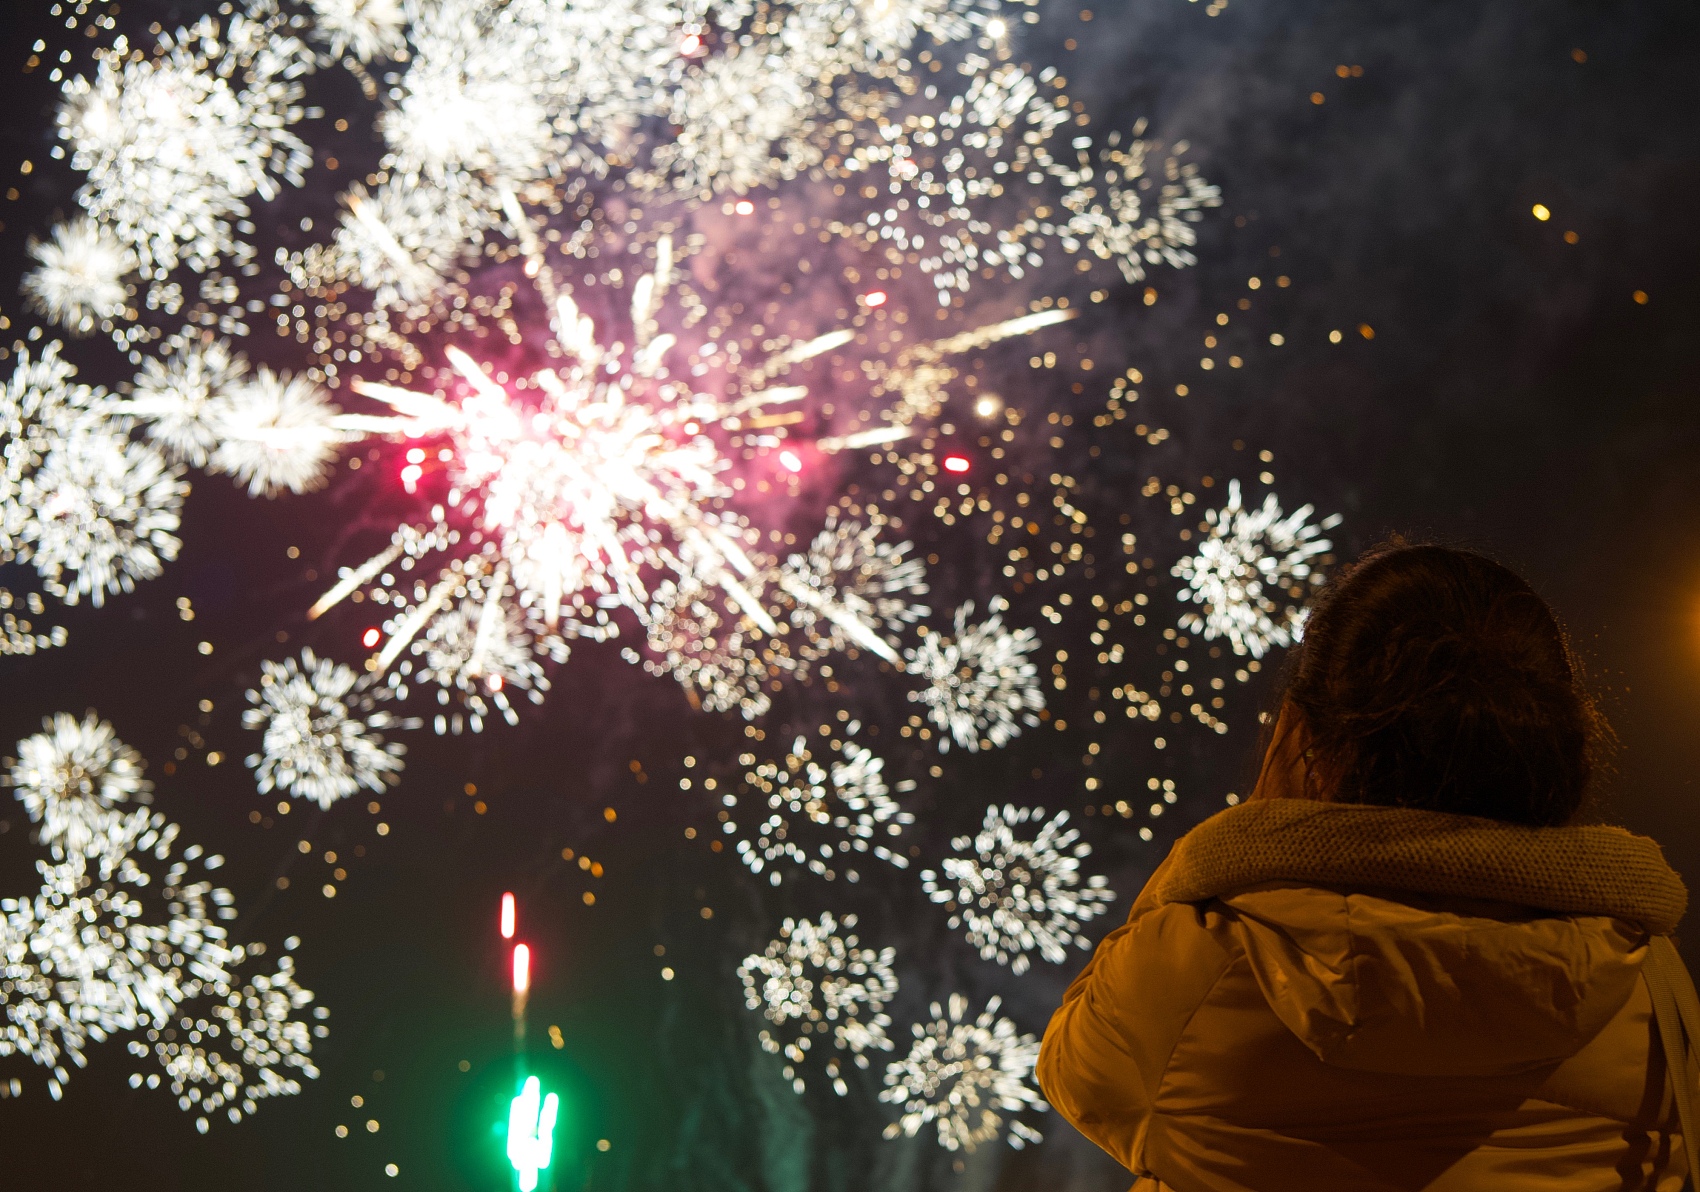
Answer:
[738,913,899,1096]
[881,993,1046,1151]
[730,735,914,884]
[922,803,1112,974]
[1,714,322,1127]
[1172,480,1341,657]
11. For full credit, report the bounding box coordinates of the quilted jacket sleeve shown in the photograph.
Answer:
[1037,852,1234,1173]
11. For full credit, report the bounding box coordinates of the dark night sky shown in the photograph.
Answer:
[1,0,1698,1189]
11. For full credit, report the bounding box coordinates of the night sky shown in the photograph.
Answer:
[1,0,1698,1189]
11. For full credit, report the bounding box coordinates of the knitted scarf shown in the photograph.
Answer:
[1158,798,1688,934]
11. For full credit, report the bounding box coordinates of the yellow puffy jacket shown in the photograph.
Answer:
[1038,798,1692,1191]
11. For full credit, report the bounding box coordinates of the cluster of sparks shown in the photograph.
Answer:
[880,993,1044,1152]
[737,913,898,1096]
[921,803,1112,974]
[729,733,915,884]
[1171,479,1340,657]
[0,0,1352,1153]
[0,714,322,1128]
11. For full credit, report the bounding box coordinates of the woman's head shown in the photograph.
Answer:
[1266,542,1600,827]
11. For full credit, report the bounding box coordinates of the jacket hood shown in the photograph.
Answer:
[1157,799,1688,1078]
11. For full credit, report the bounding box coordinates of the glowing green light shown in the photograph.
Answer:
[507,1076,559,1192]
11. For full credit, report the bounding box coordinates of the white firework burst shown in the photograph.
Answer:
[732,736,914,885]
[881,993,1046,1152]
[306,0,408,64]
[1,715,322,1126]
[379,0,554,187]
[123,336,249,469]
[208,368,347,497]
[777,513,929,658]
[2,343,112,544]
[8,712,150,855]
[242,649,408,809]
[922,804,1112,974]
[641,570,801,720]
[22,217,135,335]
[827,64,1220,301]
[906,600,1044,752]
[737,912,898,1096]
[57,14,312,276]
[20,422,187,608]
[1,343,170,606]
[1172,479,1341,658]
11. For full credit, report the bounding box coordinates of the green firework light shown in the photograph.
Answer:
[501,897,558,1191]
[508,1076,561,1192]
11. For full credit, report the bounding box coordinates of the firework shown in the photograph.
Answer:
[828,64,1221,301]
[308,236,974,722]
[880,993,1045,1151]
[57,14,312,280]
[2,341,187,607]
[1171,479,1340,657]
[305,0,408,64]
[732,736,914,885]
[21,423,187,608]
[2,714,322,1127]
[242,649,409,809]
[22,218,135,336]
[906,600,1044,752]
[921,803,1112,974]
[385,571,571,735]
[776,513,930,659]
[122,337,249,470]
[207,368,348,497]
[738,912,898,1096]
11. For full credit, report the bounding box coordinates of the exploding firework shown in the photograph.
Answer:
[1171,479,1340,657]
[1,714,322,1128]
[206,368,348,498]
[906,600,1044,751]
[22,218,135,336]
[122,336,248,470]
[57,13,312,282]
[738,913,899,1096]
[242,649,409,809]
[922,803,1112,974]
[881,993,1045,1152]
[731,735,915,885]
[1,343,186,609]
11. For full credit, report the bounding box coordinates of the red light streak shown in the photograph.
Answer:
[943,454,971,474]
[779,450,803,473]
[734,199,755,215]
[361,627,381,648]
[513,944,531,994]
[501,892,515,940]
[863,290,887,307]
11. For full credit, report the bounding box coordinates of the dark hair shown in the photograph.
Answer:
[1278,542,1601,827]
